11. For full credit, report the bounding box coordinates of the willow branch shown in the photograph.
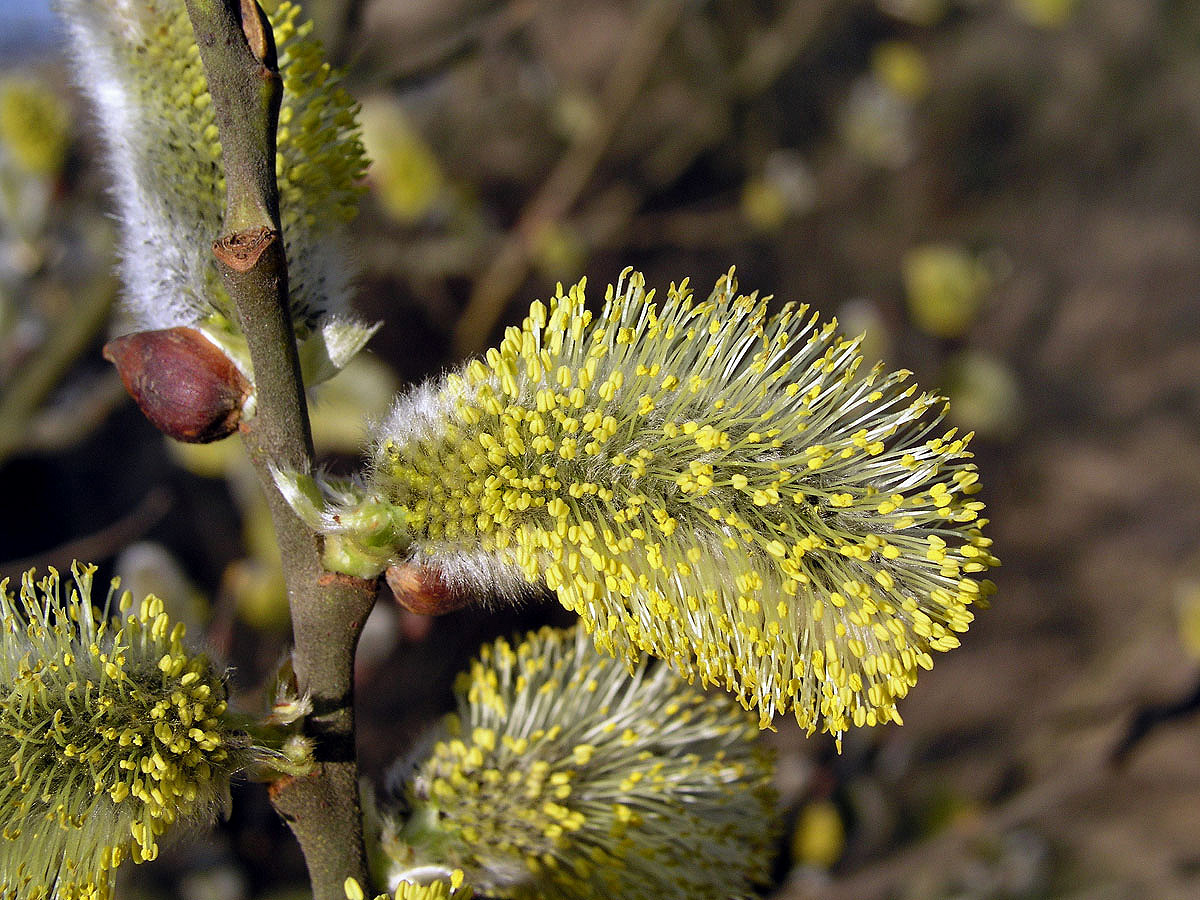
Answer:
[181,3,374,898]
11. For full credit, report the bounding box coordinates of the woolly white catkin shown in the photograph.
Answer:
[57,0,376,384]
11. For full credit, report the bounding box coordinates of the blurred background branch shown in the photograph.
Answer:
[0,274,115,464]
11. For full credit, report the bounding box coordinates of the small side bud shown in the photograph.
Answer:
[279,735,317,775]
[103,326,251,443]
[268,654,313,726]
[385,564,470,616]
[212,225,278,273]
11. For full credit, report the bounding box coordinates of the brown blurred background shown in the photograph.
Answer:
[2,0,1199,898]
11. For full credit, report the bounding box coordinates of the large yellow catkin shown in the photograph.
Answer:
[282,269,999,736]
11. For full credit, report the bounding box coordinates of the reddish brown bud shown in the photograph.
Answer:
[385,563,471,616]
[103,326,252,443]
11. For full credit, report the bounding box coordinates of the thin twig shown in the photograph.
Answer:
[729,1,831,96]
[24,371,129,454]
[376,0,536,89]
[181,3,375,898]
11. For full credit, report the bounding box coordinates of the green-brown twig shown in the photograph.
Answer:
[181,3,375,897]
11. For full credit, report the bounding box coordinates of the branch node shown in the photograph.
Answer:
[214,225,279,272]
[268,774,299,804]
